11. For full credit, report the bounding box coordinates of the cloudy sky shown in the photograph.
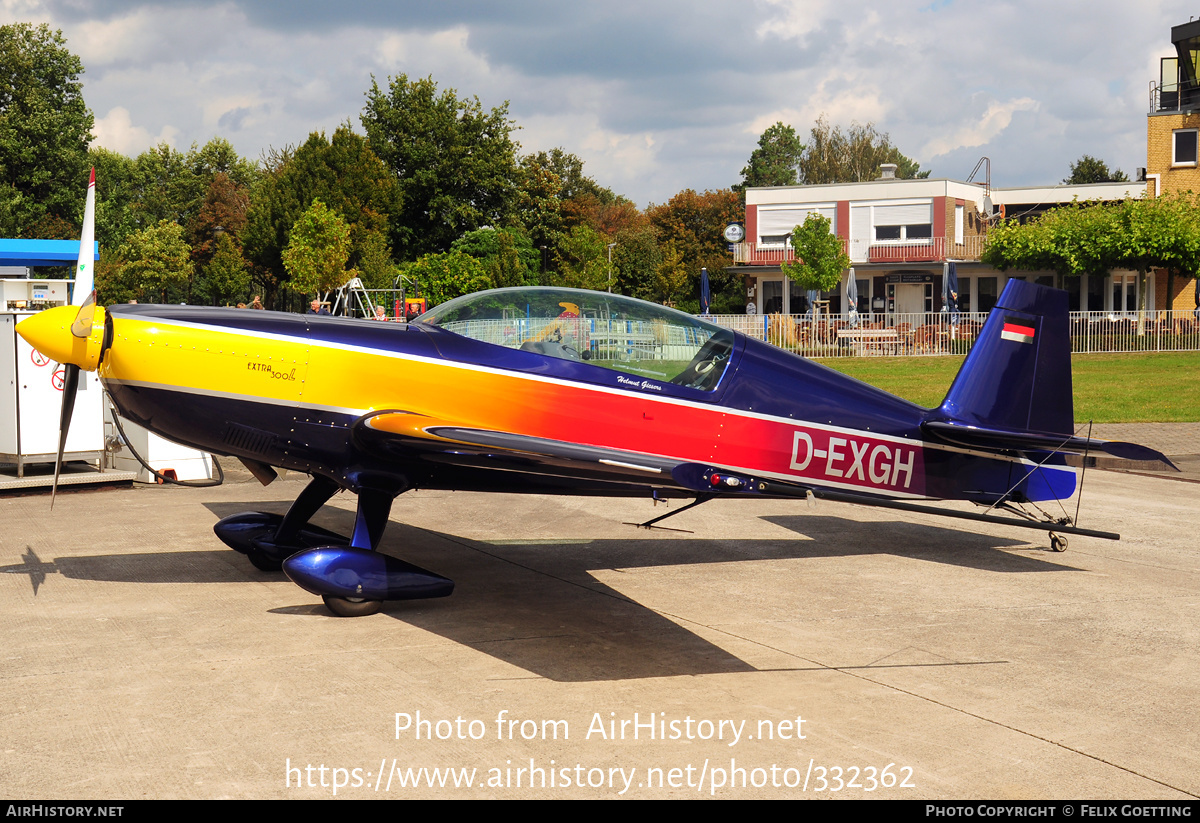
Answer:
[6,0,1191,206]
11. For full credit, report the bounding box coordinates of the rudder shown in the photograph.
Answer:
[936,279,1073,436]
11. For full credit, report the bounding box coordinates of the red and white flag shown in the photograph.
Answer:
[1000,319,1035,344]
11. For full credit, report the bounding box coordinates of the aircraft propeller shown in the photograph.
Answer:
[49,294,101,507]
[42,167,99,507]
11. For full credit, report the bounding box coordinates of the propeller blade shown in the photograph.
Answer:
[70,291,97,338]
[51,364,81,509]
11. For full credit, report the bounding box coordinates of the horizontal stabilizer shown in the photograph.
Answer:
[922,420,1178,470]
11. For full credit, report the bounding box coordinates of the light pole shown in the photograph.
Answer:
[606,243,617,293]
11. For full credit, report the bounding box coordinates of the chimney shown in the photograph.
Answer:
[878,163,898,180]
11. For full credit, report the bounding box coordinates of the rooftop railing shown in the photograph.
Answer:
[1150,78,1200,112]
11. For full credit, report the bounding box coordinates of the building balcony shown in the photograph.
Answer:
[731,235,987,266]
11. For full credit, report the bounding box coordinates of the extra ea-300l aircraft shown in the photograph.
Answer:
[19,271,1174,616]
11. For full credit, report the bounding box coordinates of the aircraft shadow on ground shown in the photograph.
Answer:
[1,500,1084,683]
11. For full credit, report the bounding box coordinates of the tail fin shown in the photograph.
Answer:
[935,279,1072,436]
[924,279,1176,470]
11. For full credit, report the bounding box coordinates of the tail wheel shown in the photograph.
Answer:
[322,595,383,617]
[1049,533,1068,552]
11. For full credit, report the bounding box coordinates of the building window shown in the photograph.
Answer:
[756,204,836,247]
[1174,129,1198,166]
[871,202,933,243]
[761,280,784,314]
[977,277,998,313]
[874,223,931,242]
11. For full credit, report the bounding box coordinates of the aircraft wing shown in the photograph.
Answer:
[352,410,684,488]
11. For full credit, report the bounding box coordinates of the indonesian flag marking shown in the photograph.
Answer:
[1001,320,1035,344]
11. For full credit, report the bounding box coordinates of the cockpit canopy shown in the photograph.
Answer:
[418,287,735,391]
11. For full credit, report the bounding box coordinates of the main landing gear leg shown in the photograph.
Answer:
[246,475,345,571]
[275,475,341,545]
[322,488,397,617]
[213,474,348,570]
[282,485,455,617]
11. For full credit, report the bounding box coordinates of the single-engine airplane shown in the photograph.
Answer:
[18,275,1174,616]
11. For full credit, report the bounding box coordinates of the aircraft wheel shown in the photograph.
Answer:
[1049,533,1068,553]
[247,549,283,572]
[323,595,383,617]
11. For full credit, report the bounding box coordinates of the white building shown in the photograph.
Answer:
[728,173,1147,318]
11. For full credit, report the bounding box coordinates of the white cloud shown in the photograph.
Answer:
[753,0,833,41]
[92,105,178,154]
[922,97,1039,158]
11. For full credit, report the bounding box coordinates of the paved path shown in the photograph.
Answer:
[1090,423,1200,482]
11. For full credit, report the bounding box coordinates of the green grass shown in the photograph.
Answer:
[815,351,1200,423]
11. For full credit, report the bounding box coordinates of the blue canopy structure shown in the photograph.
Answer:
[0,239,98,268]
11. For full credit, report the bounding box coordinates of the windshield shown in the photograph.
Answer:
[419,287,734,391]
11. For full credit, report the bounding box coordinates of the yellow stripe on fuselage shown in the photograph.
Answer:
[102,315,312,408]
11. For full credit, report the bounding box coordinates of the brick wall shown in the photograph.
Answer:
[1147,113,1200,194]
[1156,268,1199,312]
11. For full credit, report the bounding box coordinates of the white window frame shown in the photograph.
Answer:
[756,203,837,248]
[861,199,935,246]
[1173,129,1198,167]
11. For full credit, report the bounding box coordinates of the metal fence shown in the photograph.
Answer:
[704,310,1200,358]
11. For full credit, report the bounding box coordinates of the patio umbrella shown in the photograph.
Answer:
[700,267,711,315]
[944,261,960,326]
[846,270,859,328]
[806,289,820,318]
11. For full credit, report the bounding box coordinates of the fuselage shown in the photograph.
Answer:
[97,300,1074,505]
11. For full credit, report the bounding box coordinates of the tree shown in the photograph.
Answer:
[451,227,536,289]
[111,219,195,303]
[983,201,1117,280]
[783,213,851,295]
[89,147,142,251]
[800,115,928,184]
[243,127,397,304]
[983,194,1200,331]
[404,250,491,306]
[515,148,630,255]
[553,224,609,291]
[362,74,520,259]
[655,240,689,305]
[281,200,352,295]
[524,148,611,201]
[0,23,93,237]
[189,172,250,266]
[611,225,662,302]
[646,188,742,311]
[514,153,564,253]
[187,137,259,190]
[735,122,804,192]
[1064,155,1129,184]
[197,232,251,305]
